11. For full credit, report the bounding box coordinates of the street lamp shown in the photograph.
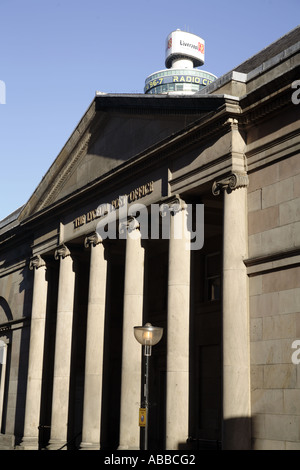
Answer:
[134,322,163,450]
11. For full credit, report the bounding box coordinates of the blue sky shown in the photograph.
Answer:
[0,0,299,221]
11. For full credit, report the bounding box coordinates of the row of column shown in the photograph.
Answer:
[20,197,191,450]
[20,178,250,450]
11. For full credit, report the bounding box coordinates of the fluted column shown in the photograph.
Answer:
[213,172,251,450]
[20,255,48,450]
[165,197,191,450]
[80,233,107,450]
[48,244,76,450]
[118,218,145,450]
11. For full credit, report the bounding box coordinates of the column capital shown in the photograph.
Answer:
[54,244,71,261]
[84,232,103,248]
[29,255,46,270]
[119,216,140,236]
[160,195,187,217]
[212,172,249,196]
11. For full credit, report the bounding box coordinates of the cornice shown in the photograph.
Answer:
[240,88,292,127]
[244,248,300,276]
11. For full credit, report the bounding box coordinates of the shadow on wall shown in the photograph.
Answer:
[185,417,252,451]
[0,297,13,323]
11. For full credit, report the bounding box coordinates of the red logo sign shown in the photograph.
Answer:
[168,38,172,49]
[198,42,204,54]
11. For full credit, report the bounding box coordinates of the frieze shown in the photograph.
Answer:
[73,181,154,229]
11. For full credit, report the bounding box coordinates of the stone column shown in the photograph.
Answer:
[80,233,107,450]
[0,340,8,431]
[48,244,76,450]
[20,255,48,450]
[118,218,144,450]
[212,172,251,450]
[165,197,191,450]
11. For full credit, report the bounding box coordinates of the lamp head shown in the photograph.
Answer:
[134,323,163,355]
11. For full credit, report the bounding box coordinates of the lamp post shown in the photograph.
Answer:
[134,322,163,450]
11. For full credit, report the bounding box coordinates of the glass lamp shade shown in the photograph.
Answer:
[134,323,163,347]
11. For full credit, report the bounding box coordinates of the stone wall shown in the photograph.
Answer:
[248,153,300,449]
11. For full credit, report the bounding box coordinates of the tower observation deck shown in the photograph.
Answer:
[144,30,217,95]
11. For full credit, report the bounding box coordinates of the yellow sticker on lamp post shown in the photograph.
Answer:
[139,408,146,427]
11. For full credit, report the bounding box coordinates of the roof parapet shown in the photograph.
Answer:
[199,37,300,97]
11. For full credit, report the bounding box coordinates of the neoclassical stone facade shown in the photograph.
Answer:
[0,26,299,450]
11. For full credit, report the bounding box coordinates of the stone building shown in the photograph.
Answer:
[0,26,299,450]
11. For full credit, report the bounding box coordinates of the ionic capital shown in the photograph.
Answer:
[160,195,187,217]
[84,232,103,248]
[119,216,140,236]
[212,172,249,196]
[29,255,46,270]
[54,244,71,261]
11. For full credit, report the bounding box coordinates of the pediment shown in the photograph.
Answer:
[19,94,221,221]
